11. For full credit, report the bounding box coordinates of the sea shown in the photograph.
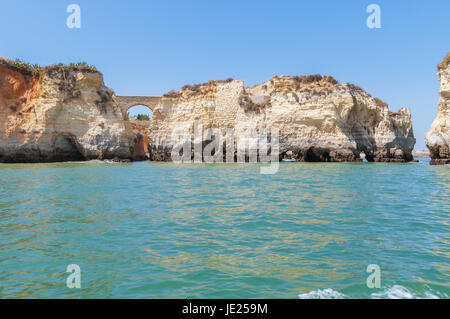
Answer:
[0,158,448,298]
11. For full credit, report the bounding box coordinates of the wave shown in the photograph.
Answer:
[298,288,346,299]
[299,285,447,299]
[370,285,442,299]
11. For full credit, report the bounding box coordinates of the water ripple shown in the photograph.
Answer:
[0,159,448,298]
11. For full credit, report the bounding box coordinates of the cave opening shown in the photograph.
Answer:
[53,135,85,161]
[305,148,330,162]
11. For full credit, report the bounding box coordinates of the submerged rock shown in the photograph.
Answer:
[149,75,415,162]
[0,58,133,163]
[426,53,450,165]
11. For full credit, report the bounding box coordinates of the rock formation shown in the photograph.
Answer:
[149,76,416,162]
[0,57,416,163]
[130,120,151,161]
[0,58,133,163]
[425,53,450,165]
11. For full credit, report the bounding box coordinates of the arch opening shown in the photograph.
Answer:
[360,151,369,162]
[125,105,152,161]
[126,105,153,121]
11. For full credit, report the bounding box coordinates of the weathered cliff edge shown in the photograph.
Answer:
[425,53,450,165]
[0,58,133,162]
[149,76,415,162]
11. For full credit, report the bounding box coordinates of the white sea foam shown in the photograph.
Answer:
[299,285,445,299]
[86,159,122,164]
[424,291,441,299]
[371,285,415,299]
[371,285,442,299]
[298,288,346,299]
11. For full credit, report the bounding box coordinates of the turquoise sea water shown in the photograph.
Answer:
[0,159,448,299]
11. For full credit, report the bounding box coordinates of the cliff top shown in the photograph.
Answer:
[0,58,41,76]
[0,57,99,76]
[437,53,450,71]
[159,74,394,116]
[163,78,235,98]
[162,75,342,98]
[271,74,338,86]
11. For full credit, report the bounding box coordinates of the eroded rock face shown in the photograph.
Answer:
[0,57,416,163]
[149,76,415,162]
[130,121,151,161]
[425,53,450,165]
[0,58,133,163]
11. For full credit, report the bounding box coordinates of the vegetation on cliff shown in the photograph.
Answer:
[0,58,41,76]
[46,62,98,73]
[0,57,132,163]
[437,53,450,71]
[0,57,98,76]
[239,92,271,113]
[163,78,234,98]
[292,74,338,85]
[373,97,389,108]
[127,113,151,121]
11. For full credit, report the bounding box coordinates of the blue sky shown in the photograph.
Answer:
[1,0,449,148]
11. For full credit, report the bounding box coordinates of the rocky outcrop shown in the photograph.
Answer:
[0,57,416,163]
[425,53,450,165]
[149,76,415,162]
[0,58,133,163]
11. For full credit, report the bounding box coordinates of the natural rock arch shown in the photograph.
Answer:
[115,96,161,119]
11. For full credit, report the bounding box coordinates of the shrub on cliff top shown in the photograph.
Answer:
[0,57,98,75]
[12,59,41,73]
[163,90,182,98]
[373,97,389,108]
[437,53,450,70]
[239,93,271,113]
[69,62,97,72]
[181,78,234,91]
[164,78,235,98]
[47,62,98,73]
[0,58,41,75]
[292,74,338,85]
[346,83,363,92]
[269,74,339,90]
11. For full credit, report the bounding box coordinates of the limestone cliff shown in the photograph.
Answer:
[425,53,450,165]
[149,76,415,162]
[0,57,416,164]
[0,58,133,162]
